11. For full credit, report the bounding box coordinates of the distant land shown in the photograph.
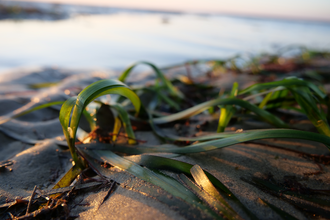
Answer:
[4,0,330,23]
[2,0,330,24]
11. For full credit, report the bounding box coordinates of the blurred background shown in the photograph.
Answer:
[0,0,329,73]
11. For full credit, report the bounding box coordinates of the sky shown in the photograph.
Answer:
[12,0,330,21]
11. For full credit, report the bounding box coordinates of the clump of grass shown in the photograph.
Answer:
[2,49,330,219]
[58,55,330,219]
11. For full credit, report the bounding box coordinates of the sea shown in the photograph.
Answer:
[0,1,330,73]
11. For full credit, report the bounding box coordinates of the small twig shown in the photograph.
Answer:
[25,185,37,215]
[99,181,116,208]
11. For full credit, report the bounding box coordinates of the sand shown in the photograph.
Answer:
[0,66,329,220]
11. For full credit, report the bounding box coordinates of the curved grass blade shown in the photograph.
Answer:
[118,61,184,99]
[59,79,141,168]
[290,87,330,136]
[83,149,220,219]
[111,104,136,144]
[243,86,285,102]
[239,77,326,99]
[263,90,289,109]
[258,91,274,109]
[0,101,64,125]
[153,130,238,142]
[59,97,82,166]
[240,78,330,135]
[80,129,330,155]
[153,97,288,128]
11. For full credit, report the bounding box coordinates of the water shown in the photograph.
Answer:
[0,9,330,73]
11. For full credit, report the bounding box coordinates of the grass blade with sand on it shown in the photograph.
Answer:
[178,174,225,220]
[59,79,141,168]
[124,154,258,219]
[80,149,220,219]
[190,165,242,219]
[99,153,232,195]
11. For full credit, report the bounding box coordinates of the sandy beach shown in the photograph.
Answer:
[0,61,329,219]
[0,1,330,219]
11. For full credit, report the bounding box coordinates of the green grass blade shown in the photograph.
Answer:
[83,149,220,219]
[118,61,184,99]
[290,87,330,136]
[258,91,274,109]
[217,82,238,132]
[158,130,239,142]
[59,96,82,167]
[123,154,232,195]
[59,79,141,168]
[243,86,285,102]
[261,90,290,110]
[80,129,330,155]
[239,77,326,99]
[123,154,257,219]
[153,97,288,128]
[29,81,60,89]
[111,104,136,144]
[112,116,122,142]
[217,106,236,132]
[165,129,330,153]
